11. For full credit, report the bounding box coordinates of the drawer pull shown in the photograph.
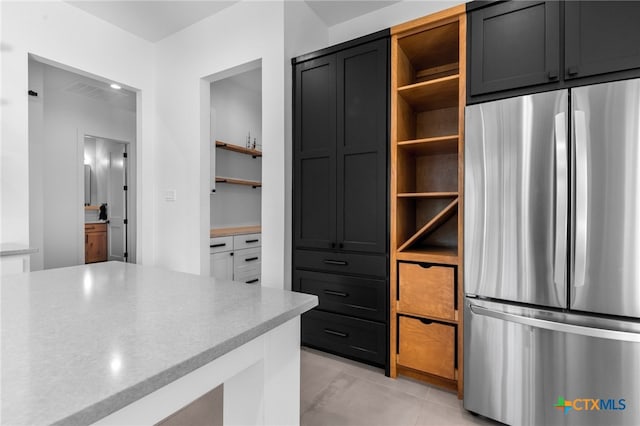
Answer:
[418,318,433,325]
[418,263,433,269]
[245,257,259,262]
[324,290,348,297]
[210,243,226,248]
[245,239,259,243]
[324,329,348,338]
[246,278,259,284]
[323,259,348,266]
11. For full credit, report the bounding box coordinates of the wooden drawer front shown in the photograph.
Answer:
[210,237,233,254]
[233,233,261,250]
[397,316,455,380]
[398,263,455,321]
[84,223,107,233]
[295,250,386,277]
[302,310,386,365]
[233,248,260,276]
[295,270,385,322]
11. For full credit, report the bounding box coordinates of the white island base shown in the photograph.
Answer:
[96,318,300,425]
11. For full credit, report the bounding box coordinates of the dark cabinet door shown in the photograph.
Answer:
[294,56,337,250]
[336,39,388,254]
[565,1,640,80]
[469,1,560,96]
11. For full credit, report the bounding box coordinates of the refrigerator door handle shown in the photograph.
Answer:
[553,112,568,288]
[469,303,640,342]
[574,110,589,287]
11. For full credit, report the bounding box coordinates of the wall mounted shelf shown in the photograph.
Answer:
[215,140,262,158]
[215,177,262,188]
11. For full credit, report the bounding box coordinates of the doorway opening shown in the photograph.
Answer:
[83,136,132,263]
[28,57,138,270]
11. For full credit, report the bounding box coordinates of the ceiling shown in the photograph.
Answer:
[40,61,137,112]
[66,1,401,42]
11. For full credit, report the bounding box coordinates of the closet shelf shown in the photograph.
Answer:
[215,140,262,158]
[215,177,262,188]
[397,197,458,252]
[397,135,458,155]
[397,75,459,110]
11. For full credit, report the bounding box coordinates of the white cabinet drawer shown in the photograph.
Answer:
[233,248,260,275]
[235,270,261,285]
[233,233,261,250]
[211,252,233,281]
[209,236,233,254]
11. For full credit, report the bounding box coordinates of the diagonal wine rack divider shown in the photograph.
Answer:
[397,197,458,252]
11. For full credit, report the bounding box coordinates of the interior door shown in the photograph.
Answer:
[106,141,127,262]
[570,79,640,318]
[465,89,568,308]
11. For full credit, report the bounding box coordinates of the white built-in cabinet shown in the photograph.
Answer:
[210,233,261,284]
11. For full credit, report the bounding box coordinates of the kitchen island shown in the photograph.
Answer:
[1,261,317,425]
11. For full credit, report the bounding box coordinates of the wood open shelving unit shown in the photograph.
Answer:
[390,5,466,399]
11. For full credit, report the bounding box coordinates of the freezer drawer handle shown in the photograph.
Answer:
[469,304,640,343]
[324,328,348,338]
[323,259,348,266]
[324,290,349,297]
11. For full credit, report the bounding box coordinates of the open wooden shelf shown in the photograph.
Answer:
[397,192,458,198]
[215,177,261,188]
[398,135,458,155]
[84,205,100,211]
[215,140,262,157]
[398,75,459,110]
[210,225,261,238]
[398,198,458,252]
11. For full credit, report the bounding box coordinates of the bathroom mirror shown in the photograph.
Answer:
[84,165,91,205]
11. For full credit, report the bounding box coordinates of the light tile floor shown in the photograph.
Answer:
[300,347,500,426]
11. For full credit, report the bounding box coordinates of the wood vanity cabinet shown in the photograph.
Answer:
[292,30,390,372]
[85,223,107,264]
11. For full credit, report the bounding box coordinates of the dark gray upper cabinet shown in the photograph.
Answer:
[565,1,640,80]
[468,1,640,103]
[469,1,560,97]
[294,37,388,254]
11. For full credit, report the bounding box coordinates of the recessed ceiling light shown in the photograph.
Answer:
[110,83,121,90]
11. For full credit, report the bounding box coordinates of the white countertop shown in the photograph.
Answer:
[1,261,317,425]
[0,243,38,257]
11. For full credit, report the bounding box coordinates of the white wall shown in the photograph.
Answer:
[1,0,155,266]
[283,2,330,290]
[154,1,286,284]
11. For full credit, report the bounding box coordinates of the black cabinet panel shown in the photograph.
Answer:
[295,270,386,322]
[294,56,337,250]
[469,1,560,96]
[301,310,386,365]
[565,1,640,80]
[295,250,386,277]
[336,40,388,253]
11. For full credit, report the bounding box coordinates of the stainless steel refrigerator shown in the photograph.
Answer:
[464,78,640,426]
